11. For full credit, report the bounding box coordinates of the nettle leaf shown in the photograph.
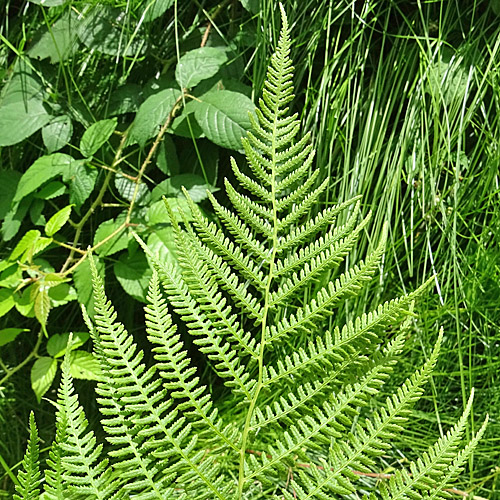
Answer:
[94,217,129,257]
[80,118,117,157]
[64,162,98,208]
[0,288,15,318]
[42,115,73,153]
[31,357,57,403]
[69,351,102,380]
[127,88,181,147]
[14,153,77,203]
[47,331,90,358]
[107,83,143,116]
[0,98,52,147]
[115,174,150,204]
[45,205,72,236]
[193,90,255,150]
[113,251,152,302]
[28,11,79,63]
[0,328,29,347]
[141,0,174,21]
[175,47,229,89]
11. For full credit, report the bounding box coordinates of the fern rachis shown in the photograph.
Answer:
[16,5,487,499]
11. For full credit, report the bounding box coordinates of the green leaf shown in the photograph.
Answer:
[73,255,105,317]
[156,134,180,175]
[14,286,36,317]
[28,0,66,5]
[65,162,98,207]
[47,332,90,358]
[146,228,177,267]
[0,264,22,288]
[175,47,229,89]
[77,6,146,57]
[33,286,51,329]
[193,90,255,150]
[10,230,41,261]
[45,205,72,236]
[239,0,260,13]
[94,217,129,256]
[115,174,150,204]
[113,251,152,302]
[69,351,101,380]
[0,328,29,347]
[30,198,46,226]
[42,115,73,153]
[0,98,52,147]
[80,118,117,157]
[107,84,143,116]
[146,198,193,225]
[1,198,31,242]
[14,153,77,203]
[141,0,174,21]
[127,88,181,147]
[48,283,77,307]
[0,170,21,219]
[0,288,15,318]
[35,181,66,200]
[152,174,217,202]
[31,357,58,403]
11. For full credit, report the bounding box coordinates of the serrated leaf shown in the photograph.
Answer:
[1,198,31,242]
[107,84,143,116]
[194,90,255,150]
[48,283,77,307]
[0,288,15,318]
[65,162,98,207]
[127,88,181,147]
[93,217,129,256]
[69,351,101,380]
[35,181,66,200]
[14,153,76,203]
[31,357,57,403]
[152,174,217,202]
[47,331,89,358]
[0,98,52,147]
[80,118,117,157]
[146,198,194,225]
[0,328,29,347]
[10,230,41,261]
[0,264,22,288]
[113,251,152,302]
[141,0,174,22]
[115,174,150,204]
[156,134,180,175]
[175,47,228,89]
[42,115,73,153]
[14,286,36,317]
[34,287,51,328]
[146,228,177,267]
[45,205,72,236]
[30,198,45,226]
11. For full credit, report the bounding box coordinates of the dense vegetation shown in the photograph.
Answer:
[0,0,499,497]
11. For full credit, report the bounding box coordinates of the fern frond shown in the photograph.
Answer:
[14,412,41,500]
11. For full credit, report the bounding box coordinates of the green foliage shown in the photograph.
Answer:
[18,8,485,498]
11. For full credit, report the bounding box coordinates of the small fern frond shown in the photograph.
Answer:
[14,412,41,500]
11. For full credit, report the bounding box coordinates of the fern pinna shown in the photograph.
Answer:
[17,5,486,499]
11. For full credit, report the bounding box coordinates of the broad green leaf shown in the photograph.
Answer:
[239,0,260,13]
[14,153,77,203]
[156,135,180,175]
[45,205,72,236]
[146,198,193,225]
[30,237,53,258]
[115,174,150,204]
[0,264,22,288]
[73,255,105,317]
[77,6,145,57]
[10,230,41,261]
[28,11,79,63]
[0,328,29,347]
[127,88,181,147]
[193,90,255,150]
[30,199,46,226]
[35,181,66,200]
[0,98,52,147]
[80,118,117,157]
[31,357,57,403]
[94,217,129,256]
[175,47,228,89]
[152,174,217,202]
[42,115,73,153]
[146,228,177,267]
[0,170,21,219]
[14,286,36,317]
[141,0,174,22]
[1,59,43,105]
[33,286,51,329]
[107,84,142,116]
[65,162,98,207]
[69,351,101,380]
[48,283,77,307]
[29,0,66,5]
[0,288,15,318]
[47,331,89,358]
[1,198,31,242]
[114,251,152,302]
